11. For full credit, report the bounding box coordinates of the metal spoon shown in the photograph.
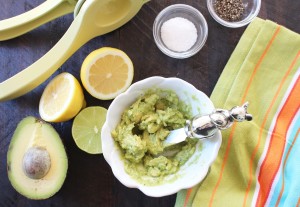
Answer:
[0,0,149,101]
[163,102,253,147]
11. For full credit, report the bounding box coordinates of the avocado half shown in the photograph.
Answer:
[7,116,68,200]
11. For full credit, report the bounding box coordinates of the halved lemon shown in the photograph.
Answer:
[39,72,85,122]
[80,47,134,100]
[71,106,107,154]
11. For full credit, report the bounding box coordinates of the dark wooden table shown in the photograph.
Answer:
[0,0,299,206]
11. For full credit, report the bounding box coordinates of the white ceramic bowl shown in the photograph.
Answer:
[101,76,222,197]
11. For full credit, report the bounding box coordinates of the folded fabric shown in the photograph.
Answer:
[175,18,300,207]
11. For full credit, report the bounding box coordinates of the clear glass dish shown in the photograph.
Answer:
[153,4,208,59]
[207,0,261,28]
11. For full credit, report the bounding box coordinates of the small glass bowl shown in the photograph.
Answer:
[207,0,261,28]
[153,4,208,59]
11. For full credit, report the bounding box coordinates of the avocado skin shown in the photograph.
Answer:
[7,116,68,200]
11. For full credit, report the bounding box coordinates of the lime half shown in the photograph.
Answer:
[72,106,107,154]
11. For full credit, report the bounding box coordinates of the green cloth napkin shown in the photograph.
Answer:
[175,18,300,207]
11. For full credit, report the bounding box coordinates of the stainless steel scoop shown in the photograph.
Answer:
[0,0,149,101]
[164,102,253,146]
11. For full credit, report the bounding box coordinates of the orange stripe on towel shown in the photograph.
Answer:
[208,124,237,207]
[241,26,282,103]
[183,188,193,207]
[208,25,282,207]
[275,128,300,207]
[255,75,300,207]
[244,50,300,207]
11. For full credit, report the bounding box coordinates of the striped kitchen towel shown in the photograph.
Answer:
[175,18,300,207]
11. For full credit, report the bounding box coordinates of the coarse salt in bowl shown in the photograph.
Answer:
[153,4,208,59]
[101,76,222,197]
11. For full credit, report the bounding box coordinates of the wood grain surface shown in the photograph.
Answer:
[0,0,299,206]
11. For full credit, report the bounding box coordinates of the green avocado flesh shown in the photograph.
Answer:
[7,116,68,200]
[111,89,199,185]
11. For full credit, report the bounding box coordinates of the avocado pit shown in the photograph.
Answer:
[22,146,51,179]
[7,116,68,199]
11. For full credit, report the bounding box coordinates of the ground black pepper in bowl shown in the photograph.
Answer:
[214,0,245,22]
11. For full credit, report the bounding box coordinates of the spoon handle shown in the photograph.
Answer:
[0,15,87,101]
[0,0,75,41]
[186,102,253,139]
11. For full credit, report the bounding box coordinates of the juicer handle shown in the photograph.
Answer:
[0,0,149,101]
[0,0,76,41]
[0,12,88,101]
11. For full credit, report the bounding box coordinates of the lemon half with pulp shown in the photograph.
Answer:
[39,72,85,122]
[80,47,134,100]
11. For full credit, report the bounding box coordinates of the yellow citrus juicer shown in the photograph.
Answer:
[0,0,149,102]
[0,0,77,41]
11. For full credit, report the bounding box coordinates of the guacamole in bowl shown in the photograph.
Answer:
[101,76,222,197]
[111,89,198,185]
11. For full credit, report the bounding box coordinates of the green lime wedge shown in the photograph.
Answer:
[72,106,107,154]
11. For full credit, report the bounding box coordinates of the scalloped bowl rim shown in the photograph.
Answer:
[101,76,222,197]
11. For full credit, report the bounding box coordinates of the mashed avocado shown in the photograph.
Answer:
[111,89,198,185]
